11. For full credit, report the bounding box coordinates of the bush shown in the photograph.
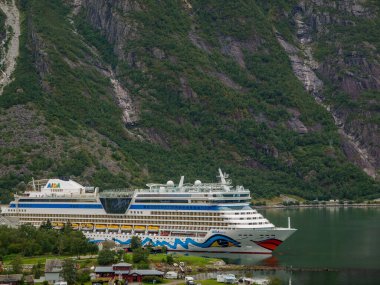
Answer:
[98,249,116,265]
[166,254,174,265]
[131,236,142,250]
[142,276,163,284]
[135,261,150,269]
[132,248,149,264]
[77,270,91,283]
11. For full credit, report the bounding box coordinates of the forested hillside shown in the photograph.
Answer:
[0,0,379,202]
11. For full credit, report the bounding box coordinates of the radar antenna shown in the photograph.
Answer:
[32,177,36,191]
[218,168,227,185]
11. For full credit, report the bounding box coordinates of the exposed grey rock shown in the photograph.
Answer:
[286,108,308,133]
[189,30,212,54]
[73,0,140,125]
[308,0,373,17]
[219,36,260,69]
[29,28,51,81]
[275,33,323,100]
[180,77,198,100]
[152,47,166,60]
[209,71,244,91]
[80,0,141,60]
[0,0,20,95]
[142,128,171,150]
[288,117,308,134]
[244,158,267,170]
[0,105,48,147]
[219,36,246,68]
[318,55,380,98]
[253,112,277,128]
[277,1,379,178]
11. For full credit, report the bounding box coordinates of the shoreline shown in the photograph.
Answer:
[254,203,380,209]
[198,264,380,274]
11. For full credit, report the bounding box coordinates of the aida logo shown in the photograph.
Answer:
[47,183,61,188]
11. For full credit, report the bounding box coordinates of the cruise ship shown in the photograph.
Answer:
[1,170,296,254]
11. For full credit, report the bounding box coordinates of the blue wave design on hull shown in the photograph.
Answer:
[89,234,240,249]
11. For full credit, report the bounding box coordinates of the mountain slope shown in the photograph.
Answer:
[269,0,380,178]
[0,0,379,202]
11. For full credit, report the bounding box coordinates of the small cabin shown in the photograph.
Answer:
[165,271,178,279]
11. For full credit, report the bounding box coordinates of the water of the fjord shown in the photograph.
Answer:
[192,207,380,285]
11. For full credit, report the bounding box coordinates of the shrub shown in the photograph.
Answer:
[142,276,163,283]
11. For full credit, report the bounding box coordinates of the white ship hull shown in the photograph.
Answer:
[85,227,296,254]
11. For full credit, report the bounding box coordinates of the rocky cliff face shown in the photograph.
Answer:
[0,0,378,201]
[80,0,141,60]
[0,0,20,95]
[276,0,380,178]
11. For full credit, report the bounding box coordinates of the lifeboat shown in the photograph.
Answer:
[134,225,146,231]
[95,224,107,230]
[108,224,119,231]
[71,223,79,230]
[120,225,132,231]
[148,226,159,231]
[82,223,94,230]
[52,222,64,229]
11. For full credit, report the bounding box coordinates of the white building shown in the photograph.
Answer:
[45,260,64,284]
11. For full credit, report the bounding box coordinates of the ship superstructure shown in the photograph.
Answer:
[1,170,296,253]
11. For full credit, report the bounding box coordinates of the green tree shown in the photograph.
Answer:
[40,219,53,230]
[32,261,43,278]
[123,253,132,263]
[130,236,142,250]
[166,254,174,265]
[132,248,149,264]
[11,255,22,273]
[76,270,90,283]
[60,259,77,285]
[97,249,116,265]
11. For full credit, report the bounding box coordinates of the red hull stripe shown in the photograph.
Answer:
[167,249,271,254]
[254,239,283,251]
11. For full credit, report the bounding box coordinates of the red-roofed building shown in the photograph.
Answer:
[93,263,164,283]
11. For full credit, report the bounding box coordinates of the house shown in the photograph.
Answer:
[45,260,64,284]
[94,263,164,283]
[0,274,33,285]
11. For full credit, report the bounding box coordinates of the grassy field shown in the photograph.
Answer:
[3,254,97,267]
[3,251,218,267]
[149,253,221,266]
[3,254,68,265]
